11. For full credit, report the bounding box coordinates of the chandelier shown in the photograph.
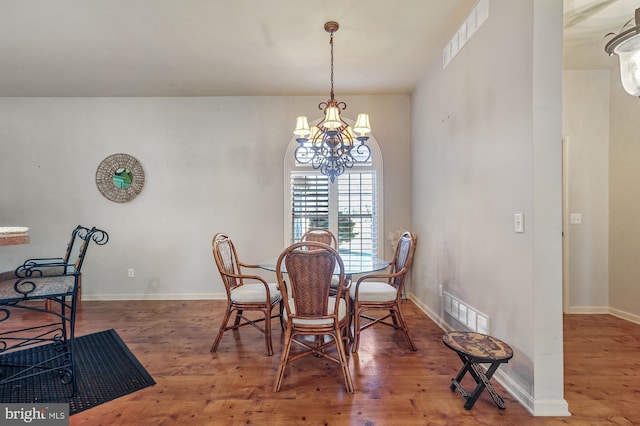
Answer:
[605,8,640,96]
[293,21,372,183]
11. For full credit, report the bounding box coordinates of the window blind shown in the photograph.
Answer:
[290,171,377,257]
[290,175,330,243]
[337,172,377,256]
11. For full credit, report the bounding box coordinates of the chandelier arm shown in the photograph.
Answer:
[294,145,314,164]
[353,144,372,163]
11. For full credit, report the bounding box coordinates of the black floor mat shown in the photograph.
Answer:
[0,329,155,415]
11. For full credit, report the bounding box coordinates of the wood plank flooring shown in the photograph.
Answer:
[17,300,640,425]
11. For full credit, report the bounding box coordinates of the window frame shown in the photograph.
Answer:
[284,130,384,255]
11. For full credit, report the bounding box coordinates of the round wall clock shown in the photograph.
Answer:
[95,153,145,203]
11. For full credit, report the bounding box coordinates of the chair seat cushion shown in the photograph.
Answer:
[0,270,16,282]
[230,282,281,303]
[328,276,341,288]
[0,275,76,302]
[284,297,347,325]
[350,281,397,302]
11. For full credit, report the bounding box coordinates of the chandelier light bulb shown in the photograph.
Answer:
[294,116,311,141]
[605,7,640,96]
[323,106,342,130]
[354,113,371,137]
[615,40,640,96]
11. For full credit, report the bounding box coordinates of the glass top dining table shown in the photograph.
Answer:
[258,252,390,276]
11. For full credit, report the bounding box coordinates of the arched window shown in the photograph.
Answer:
[284,130,383,257]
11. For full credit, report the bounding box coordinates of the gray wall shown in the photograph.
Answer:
[409,0,567,416]
[562,70,610,312]
[0,95,410,299]
[563,60,640,324]
[0,0,576,416]
[610,67,640,321]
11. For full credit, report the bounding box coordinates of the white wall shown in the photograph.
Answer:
[0,95,410,299]
[562,70,610,311]
[410,0,567,416]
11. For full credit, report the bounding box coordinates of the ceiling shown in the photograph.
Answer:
[0,0,636,97]
[564,0,640,69]
[0,0,476,97]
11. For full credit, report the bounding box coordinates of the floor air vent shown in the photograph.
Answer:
[444,291,490,334]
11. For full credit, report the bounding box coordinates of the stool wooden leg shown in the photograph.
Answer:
[468,362,506,409]
[450,355,507,410]
[450,355,474,403]
[450,355,473,391]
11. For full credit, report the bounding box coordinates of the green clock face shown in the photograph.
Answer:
[96,153,144,203]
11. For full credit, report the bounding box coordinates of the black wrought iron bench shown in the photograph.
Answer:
[0,226,108,396]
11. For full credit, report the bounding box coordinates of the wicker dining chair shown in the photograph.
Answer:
[273,241,354,394]
[210,233,283,356]
[350,231,417,353]
[301,228,341,292]
[300,228,338,249]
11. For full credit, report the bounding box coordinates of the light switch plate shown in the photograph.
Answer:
[514,213,524,233]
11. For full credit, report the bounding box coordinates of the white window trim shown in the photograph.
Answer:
[283,129,384,252]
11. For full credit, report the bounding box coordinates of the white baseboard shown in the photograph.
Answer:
[566,305,640,326]
[566,305,609,314]
[606,307,640,325]
[532,399,571,417]
[407,292,570,417]
[81,293,227,301]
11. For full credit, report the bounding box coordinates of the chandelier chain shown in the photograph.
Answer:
[329,32,335,101]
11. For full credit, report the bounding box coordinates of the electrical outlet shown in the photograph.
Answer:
[514,213,524,233]
[128,268,134,278]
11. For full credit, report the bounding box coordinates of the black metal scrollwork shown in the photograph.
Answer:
[0,225,110,395]
[89,228,109,246]
[295,130,371,183]
[13,279,36,297]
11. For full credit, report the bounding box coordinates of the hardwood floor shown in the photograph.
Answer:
[37,300,640,425]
